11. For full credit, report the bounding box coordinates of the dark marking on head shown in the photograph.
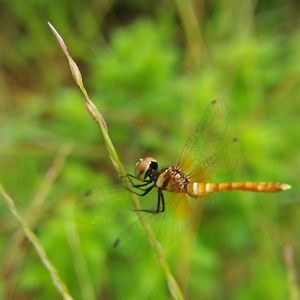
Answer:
[149,161,158,171]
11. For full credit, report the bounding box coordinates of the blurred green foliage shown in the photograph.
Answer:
[0,0,299,299]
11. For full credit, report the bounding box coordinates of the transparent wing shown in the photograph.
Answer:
[108,192,192,268]
[189,137,242,183]
[178,100,230,181]
[74,186,193,268]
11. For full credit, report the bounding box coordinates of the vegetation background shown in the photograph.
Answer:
[0,0,299,299]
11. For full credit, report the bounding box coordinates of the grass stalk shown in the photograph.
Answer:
[173,0,203,68]
[0,184,74,300]
[65,213,96,300]
[283,243,300,300]
[48,21,184,300]
[1,144,73,297]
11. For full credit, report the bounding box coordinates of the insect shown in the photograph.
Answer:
[126,100,291,215]
[77,100,291,267]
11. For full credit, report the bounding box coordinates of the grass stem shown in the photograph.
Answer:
[48,21,184,300]
[0,184,74,300]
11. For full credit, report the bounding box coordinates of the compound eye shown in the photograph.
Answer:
[135,158,148,180]
[134,157,157,180]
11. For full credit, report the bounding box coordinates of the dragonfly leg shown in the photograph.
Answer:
[127,184,155,197]
[132,189,165,214]
[122,174,152,188]
[159,189,165,213]
[154,189,165,213]
[154,190,161,213]
[131,182,153,189]
[120,173,136,181]
[130,186,167,214]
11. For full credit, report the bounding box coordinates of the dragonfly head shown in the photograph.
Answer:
[135,157,158,181]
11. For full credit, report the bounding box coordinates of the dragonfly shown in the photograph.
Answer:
[77,100,291,267]
[126,99,291,215]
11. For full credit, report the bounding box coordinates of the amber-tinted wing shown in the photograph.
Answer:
[107,192,193,268]
[75,185,193,268]
[178,100,229,182]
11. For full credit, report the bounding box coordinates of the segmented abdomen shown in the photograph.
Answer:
[187,182,291,196]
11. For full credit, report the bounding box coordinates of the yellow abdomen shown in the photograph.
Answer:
[187,182,291,197]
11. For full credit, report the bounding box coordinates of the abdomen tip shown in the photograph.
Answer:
[281,183,292,191]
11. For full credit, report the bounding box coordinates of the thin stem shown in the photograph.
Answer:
[48,22,184,300]
[1,144,73,298]
[283,243,300,300]
[0,185,74,300]
[173,0,203,69]
[65,214,96,300]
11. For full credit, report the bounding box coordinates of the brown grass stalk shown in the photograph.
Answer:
[0,185,74,300]
[48,22,184,300]
[1,143,73,298]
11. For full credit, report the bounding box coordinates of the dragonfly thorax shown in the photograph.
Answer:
[135,157,158,181]
[156,166,190,193]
